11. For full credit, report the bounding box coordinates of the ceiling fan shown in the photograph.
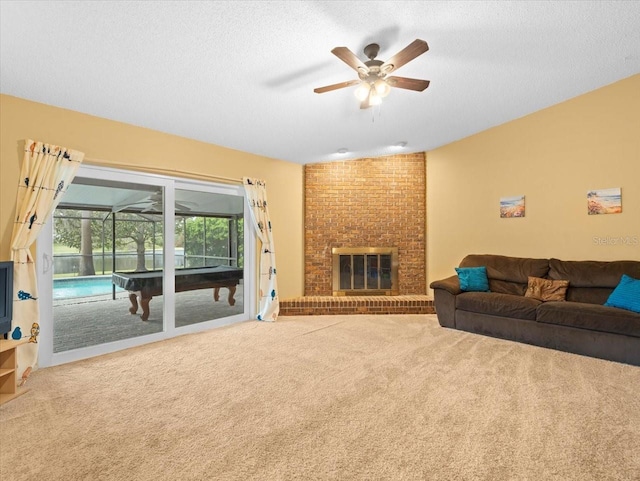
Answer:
[314,39,430,109]
[113,192,196,213]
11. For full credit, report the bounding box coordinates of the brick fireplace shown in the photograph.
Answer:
[304,152,426,295]
[280,152,433,316]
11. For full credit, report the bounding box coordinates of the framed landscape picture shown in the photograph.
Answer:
[500,195,525,218]
[587,188,622,215]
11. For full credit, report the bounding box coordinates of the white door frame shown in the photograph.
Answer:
[37,164,255,367]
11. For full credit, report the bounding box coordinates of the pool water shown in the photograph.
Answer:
[54,276,125,299]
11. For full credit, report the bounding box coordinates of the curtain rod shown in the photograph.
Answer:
[83,157,243,185]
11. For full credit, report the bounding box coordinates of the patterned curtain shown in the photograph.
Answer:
[11,140,84,382]
[242,178,279,321]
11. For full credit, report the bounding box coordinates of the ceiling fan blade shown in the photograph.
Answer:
[314,79,360,94]
[386,76,430,91]
[112,191,155,213]
[381,39,429,74]
[331,46,369,74]
[112,201,152,213]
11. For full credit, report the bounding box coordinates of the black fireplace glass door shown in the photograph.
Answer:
[380,255,392,289]
[332,247,398,295]
[353,255,365,289]
[367,255,379,289]
[339,255,351,290]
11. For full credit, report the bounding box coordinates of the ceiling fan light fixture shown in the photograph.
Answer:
[374,78,391,97]
[354,82,371,101]
[369,91,382,106]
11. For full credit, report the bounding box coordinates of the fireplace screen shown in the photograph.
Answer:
[332,247,398,296]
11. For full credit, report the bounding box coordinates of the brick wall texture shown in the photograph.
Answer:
[304,152,426,296]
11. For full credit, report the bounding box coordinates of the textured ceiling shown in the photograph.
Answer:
[1,1,639,165]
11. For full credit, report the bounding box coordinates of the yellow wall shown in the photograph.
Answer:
[4,75,639,301]
[427,74,640,288]
[0,95,305,298]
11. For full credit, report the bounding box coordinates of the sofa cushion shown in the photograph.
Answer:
[537,301,640,338]
[549,259,640,305]
[565,287,617,305]
[524,276,569,302]
[456,292,541,320]
[605,275,640,314]
[549,258,640,287]
[460,254,549,295]
[455,266,490,292]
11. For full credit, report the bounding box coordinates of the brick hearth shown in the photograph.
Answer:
[279,295,434,316]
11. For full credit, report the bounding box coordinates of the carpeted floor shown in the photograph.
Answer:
[1,314,638,481]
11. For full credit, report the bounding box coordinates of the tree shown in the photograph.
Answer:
[183,217,237,267]
[54,209,102,276]
[54,209,243,273]
[114,213,162,271]
[79,211,96,276]
[54,209,162,274]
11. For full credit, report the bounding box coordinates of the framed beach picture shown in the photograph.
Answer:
[500,195,525,218]
[587,188,622,215]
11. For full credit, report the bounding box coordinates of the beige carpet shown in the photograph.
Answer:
[1,314,638,481]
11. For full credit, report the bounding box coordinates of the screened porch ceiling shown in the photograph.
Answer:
[59,178,244,217]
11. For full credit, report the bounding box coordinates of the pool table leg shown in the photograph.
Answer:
[128,292,151,321]
[140,297,151,322]
[128,293,139,315]
[227,286,237,306]
[213,286,237,306]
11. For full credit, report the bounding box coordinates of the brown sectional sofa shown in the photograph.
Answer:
[430,254,640,365]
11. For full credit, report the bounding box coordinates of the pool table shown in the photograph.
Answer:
[112,266,243,321]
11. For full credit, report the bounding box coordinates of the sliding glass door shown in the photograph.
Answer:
[51,183,166,352]
[37,165,253,367]
[173,187,245,328]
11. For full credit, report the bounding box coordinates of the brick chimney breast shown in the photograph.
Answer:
[304,153,426,296]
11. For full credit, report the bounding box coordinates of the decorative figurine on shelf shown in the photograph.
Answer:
[29,322,40,343]
[11,326,22,340]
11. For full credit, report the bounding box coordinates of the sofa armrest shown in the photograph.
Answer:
[430,275,462,295]
[432,289,457,328]
[430,275,461,329]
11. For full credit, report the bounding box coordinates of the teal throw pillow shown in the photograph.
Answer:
[455,266,490,292]
[604,274,640,313]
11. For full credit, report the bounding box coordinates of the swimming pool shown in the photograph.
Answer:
[53,276,125,299]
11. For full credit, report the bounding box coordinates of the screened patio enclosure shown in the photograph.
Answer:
[49,176,247,354]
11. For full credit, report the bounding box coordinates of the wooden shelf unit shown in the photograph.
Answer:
[0,338,29,405]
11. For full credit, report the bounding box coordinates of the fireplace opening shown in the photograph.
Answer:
[332,247,399,296]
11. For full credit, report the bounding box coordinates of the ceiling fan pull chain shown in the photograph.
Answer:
[371,104,382,123]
